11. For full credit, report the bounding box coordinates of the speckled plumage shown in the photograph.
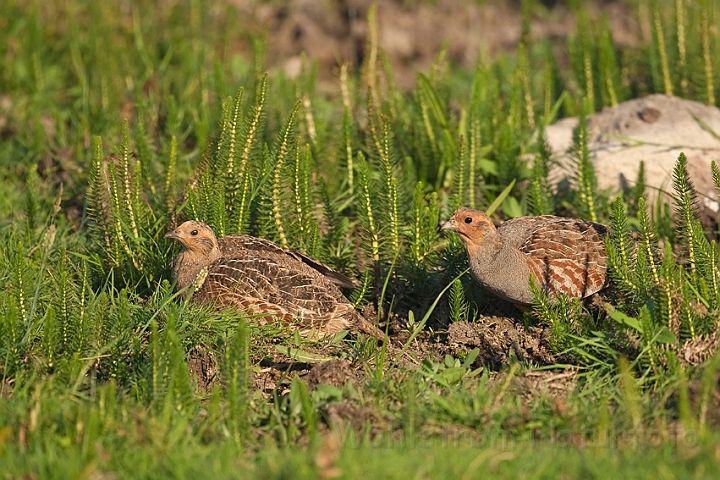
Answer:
[216,235,357,289]
[442,208,609,305]
[165,221,381,338]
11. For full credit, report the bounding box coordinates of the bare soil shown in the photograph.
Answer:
[229,0,638,91]
[188,295,567,401]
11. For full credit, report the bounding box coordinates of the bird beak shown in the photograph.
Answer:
[164,228,179,239]
[441,218,457,232]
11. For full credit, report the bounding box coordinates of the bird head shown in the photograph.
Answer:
[164,220,219,256]
[441,208,497,256]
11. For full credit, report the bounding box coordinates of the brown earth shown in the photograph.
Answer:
[186,294,720,436]
[229,0,638,91]
[187,294,574,431]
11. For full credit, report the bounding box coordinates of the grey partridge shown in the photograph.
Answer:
[165,220,382,338]
[442,208,609,305]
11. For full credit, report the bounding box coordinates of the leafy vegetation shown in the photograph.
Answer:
[1,0,720,477]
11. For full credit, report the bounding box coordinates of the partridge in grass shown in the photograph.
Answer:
[442,208,609,305]
[165,221,382,338]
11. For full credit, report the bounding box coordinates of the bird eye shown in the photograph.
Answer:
[464,217,473,224]
[190,229,198,236]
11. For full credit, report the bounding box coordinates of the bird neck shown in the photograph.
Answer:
[171,245,222,295]
[467,231,534,304]
[466,231,527,281]
[463,228,504,262]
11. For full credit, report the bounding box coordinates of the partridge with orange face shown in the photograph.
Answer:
[442,208,609,305]
[165,221,382,338]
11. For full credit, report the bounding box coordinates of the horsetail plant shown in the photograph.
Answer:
[416,75,441,184]
[448,277,470,324]
[700,0,715,105]
[356,151,380,267]
[340,65,355,193]
[637,197,661,287]
[572,109,599,222]
[164,135,178,216]
[269,100,301,247]
[410,183,440,267]
[220,86,245,224]
[672,153,699,282]
[23,165,40,235]
[650,0,674,95]
[119,119,140,241]
[452,134,467,209]
[598,26,622,106]
[675,0,689,96]
[527,125,554,216]
[606,196,640,296]
[466,118,482,210]
[569,11,597,111]
[290,143,317,252]
[518,0,534,129]
[235,74,268,233]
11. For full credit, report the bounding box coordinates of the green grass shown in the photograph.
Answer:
[2,0,720,477]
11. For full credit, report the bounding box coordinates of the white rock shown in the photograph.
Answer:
[545,94,720,214]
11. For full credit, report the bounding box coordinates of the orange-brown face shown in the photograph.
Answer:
[164,220,218,254]
[441,208,496,254]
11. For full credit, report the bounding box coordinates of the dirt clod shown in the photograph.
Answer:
[305,360,358,390]
[679,332,719,367]
[322,401,384,436]
[447,318,556,368]
[187,346,218,395]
